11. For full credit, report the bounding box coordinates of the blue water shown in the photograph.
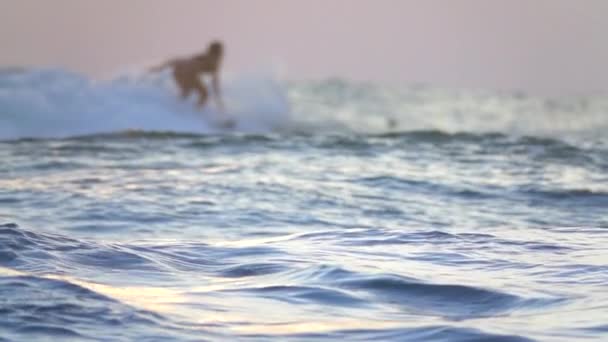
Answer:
[1,69,608,341]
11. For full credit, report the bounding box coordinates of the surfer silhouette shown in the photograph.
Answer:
[151,41,225,112]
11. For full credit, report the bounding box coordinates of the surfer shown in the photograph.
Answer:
[150,41,225,111]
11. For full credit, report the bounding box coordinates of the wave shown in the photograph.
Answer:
[0,223,283,277]
[0,269,536,341]
[0,68,290,140]
[0,224,569,340]
[2,68,608,140]
[4,128,606,158]
[280,326,536,342]
[289,79,608,137]
[0,272,175,340]
[517,187,608,207]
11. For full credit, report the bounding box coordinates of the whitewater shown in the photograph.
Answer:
[2,68,608,139]
[1,68,607,341]
[0,68,291,139]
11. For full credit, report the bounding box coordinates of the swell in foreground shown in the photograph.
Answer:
[1,68,607,341]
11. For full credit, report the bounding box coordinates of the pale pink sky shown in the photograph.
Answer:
[1,0,607,95]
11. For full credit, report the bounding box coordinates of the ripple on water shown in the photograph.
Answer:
[332,274,562,319]
[249,325,536,342]
[0,275,173,340]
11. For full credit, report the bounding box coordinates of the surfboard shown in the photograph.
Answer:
[206,111,236,130]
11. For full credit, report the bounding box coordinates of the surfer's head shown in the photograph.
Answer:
[208,41,223,58]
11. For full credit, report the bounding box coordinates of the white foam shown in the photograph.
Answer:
[0,68,291,140]
[287,80,608,138]
[2,68,606,140]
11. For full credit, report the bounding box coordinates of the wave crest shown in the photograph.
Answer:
[0,68,290,140]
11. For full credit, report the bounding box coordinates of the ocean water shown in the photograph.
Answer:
[1,68,607,341]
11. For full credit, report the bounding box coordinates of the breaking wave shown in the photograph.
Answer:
[1,68,608,140]
[0,67,290,140]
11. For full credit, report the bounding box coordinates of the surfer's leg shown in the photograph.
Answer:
[194,82,209,108]
[172,68,193,100]
[180,87,192,100]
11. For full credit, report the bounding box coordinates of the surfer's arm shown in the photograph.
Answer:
[149,59,178,73]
